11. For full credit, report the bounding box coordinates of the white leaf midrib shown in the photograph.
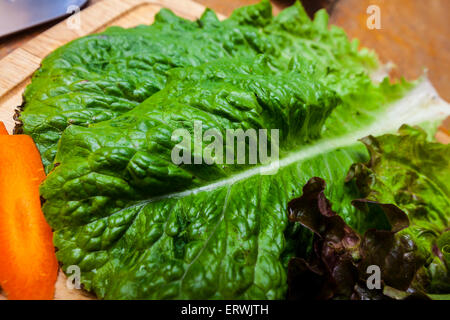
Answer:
[144,79,450,203]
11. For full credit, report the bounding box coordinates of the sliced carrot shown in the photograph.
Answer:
[0,135,57,300]
[0,122,8,135]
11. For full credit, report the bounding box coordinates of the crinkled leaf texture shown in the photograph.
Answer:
[19,0,377,171]
[287,177,427,300]
[287,128,450,300]
[19,1,449,299]
[347,125,450,294]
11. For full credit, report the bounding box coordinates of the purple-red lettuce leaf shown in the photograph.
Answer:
[287,177,437,300]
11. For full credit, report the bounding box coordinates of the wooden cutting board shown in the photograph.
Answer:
[0,0,223,300]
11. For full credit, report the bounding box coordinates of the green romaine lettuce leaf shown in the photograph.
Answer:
[18,1,449,299]
[42,75,447,299]
[18,0,377,171]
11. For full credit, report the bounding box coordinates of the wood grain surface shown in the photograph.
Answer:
[330,0,450,102]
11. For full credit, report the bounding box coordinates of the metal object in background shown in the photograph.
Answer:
[0,0,88,39]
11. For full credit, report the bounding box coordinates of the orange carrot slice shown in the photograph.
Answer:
[0,135,57,300]
[0,122,8,135]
